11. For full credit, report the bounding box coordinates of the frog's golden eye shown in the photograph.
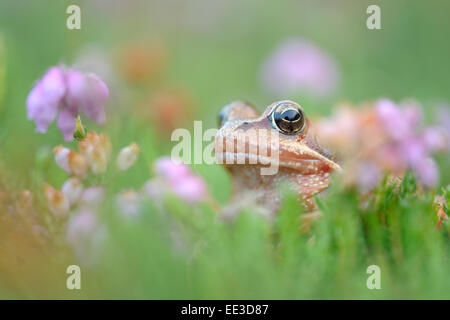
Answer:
[270,102,306,135]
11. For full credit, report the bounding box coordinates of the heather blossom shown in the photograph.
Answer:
[52,131,112,177]
[356,161,382,194]
[44,180,105,220]
[26,66,109,141]
[316,99,447,191]
[154,157,192,183]
[66,208,107,266]
[261,38,339,97]
[376,99,441,188]
[116,142,140,171]
[53,145,88,178]
[375,99,420,141]
[61,177,83,206]
[43,183,70,218]
[67,209,98,247]
[48,130,141,223]
[116,190,142,218]
[146,157,207,204]
[78,131,112,175]
[79,186,106,207]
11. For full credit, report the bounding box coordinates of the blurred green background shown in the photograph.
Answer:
[0,0,449,299]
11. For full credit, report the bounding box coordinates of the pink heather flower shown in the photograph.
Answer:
[421,126,448,152]
[27,66,109,141]
[400,100,423,128]
[375,99,443,188]
[356,161,382,193]
[398,137,440,186]
[67,209,98,245]
[313,106,360,151]
[401,138,426,168]
[144,178,165,200]
[154,157,191,183]
[261,38,339,97]
[376,99,418,141]
[152,157,207,204]
[66,208,106,266]
[61,177,83,206]
[377,144,407,174]
[412,158,439,188]
[171,175,207,204]
[80,186,106,207]
[116,190,142,218]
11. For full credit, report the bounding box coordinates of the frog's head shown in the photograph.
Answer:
[215,100,340,198]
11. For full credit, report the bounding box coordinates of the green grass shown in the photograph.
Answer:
[36,172,444,300]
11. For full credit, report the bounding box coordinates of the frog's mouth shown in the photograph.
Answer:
[214,137,341,175]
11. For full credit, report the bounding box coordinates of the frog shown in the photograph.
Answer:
[214,100,341,222]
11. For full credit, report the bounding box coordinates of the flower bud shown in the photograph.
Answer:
[116,142,140,171]
[66,207,107,266]
[80,186,106,208]
[171,175,207,204]
[154,157,191,183]
[116,190,141,218]
[73,115,87,141]
[53,145,88,178]
[61,177,83,206]
[144,178,165,200]
[44,183,70,218]
[78,131,112,175]
[67,208,98,245]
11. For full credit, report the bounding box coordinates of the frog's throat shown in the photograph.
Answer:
[226,165,331,213]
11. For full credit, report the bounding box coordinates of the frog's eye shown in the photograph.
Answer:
[270,102,306,135]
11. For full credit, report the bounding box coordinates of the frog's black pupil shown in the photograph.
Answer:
[272,105,305,134]
[281,109,300,122]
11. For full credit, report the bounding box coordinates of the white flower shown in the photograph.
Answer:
[61,177,83,206]
[67,208,107,267]
[78,131,112,175]
[44,183,70,218]
[144,178,165,200]
[53,145,88,178]
[80,187,106,208]
[116,142,140,171]
[116,190,142,218]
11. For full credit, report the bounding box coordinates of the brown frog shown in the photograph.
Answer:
[214,100,341,220]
